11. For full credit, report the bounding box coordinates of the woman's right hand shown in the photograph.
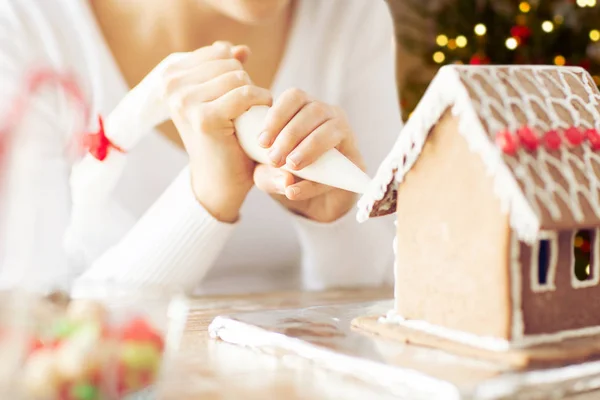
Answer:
[162,41,272,223]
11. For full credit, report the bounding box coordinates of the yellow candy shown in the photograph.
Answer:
[120,342,160,370]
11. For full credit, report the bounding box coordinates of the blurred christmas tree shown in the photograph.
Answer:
[390,0,600,119]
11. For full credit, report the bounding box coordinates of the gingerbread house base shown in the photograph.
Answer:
[352,315,600,369]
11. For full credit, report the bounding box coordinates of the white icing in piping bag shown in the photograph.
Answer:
[235,105,371,194]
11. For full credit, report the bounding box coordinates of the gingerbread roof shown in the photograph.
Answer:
[357,65,600,244]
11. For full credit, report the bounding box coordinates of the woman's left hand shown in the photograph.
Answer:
[253,88,365,223]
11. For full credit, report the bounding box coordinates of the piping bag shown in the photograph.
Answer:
[234,105,370,194]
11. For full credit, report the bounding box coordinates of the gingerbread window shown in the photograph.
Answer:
[530,231,558,292]
[571,229,600,289]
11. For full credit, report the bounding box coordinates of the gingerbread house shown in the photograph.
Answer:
[355,65,600,362]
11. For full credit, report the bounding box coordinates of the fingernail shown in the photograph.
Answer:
[286,152,301,170]
[269,148,283,166]
[287,186,299,199]
[258,131,271,147]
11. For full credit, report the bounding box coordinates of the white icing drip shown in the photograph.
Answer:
[357,65,541,244]
[379,310,511,352]
[517,324,600,348]
[209,316,460,400]
[510,234,525,341]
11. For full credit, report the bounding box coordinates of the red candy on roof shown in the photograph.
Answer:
[565,127,585,147]
[586,128,600,151]
[497,125,600,155]
[516,126,539,151]
[543,130,562,151]
[496,130,519,155]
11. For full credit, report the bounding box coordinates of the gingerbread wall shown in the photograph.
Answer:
[394,111,512,339]
[519,232,600,335]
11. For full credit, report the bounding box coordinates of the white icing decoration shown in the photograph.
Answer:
[379,310,511,352]
[392,223,399,302]
[570,228,600,289]
[358,65,600,245]
[209,316,461,400]
[529,230,558,293]
[510,234,525,341]
[517,324,600,348]
[382,308,600,350]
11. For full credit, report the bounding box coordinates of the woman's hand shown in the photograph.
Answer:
[253,89,365,223]
[162,41,272,223]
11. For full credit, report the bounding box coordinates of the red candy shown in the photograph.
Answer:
[27,336,62,355]
[140,369,155,386]
[543,130,562,151]
[58,383,73,400]
[586,128,600,150]
[565,127,585,146]
[496,130,519,155]
[120,317,153,338]
[516,126,539,151]
[89,370,102,386]
[28,338,44,353]
[119,317,164,351]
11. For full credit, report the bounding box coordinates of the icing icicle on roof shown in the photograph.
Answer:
[357,65,600,244]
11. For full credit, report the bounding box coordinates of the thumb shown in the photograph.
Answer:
[212,41,250,64]
[232,45,251,64]
[254,164,294,195]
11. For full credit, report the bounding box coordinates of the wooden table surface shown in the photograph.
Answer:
[157,288,600,400]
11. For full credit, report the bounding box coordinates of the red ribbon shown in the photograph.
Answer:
[83,115,125,161]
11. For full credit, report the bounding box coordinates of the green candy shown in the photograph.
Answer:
[120,342,161,370]
[71,383,99,400]
[51,318,80,338]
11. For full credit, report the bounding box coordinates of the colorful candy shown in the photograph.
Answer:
[70,383,99,400]
[120,317,165,351]
[51,318,80,339]
[19,298,166,399]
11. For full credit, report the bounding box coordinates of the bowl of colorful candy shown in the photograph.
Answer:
[15,281,189,400]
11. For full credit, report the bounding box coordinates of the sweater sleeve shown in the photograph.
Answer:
[292,0,402,290]
[73,167,236,291]
[0,7,236,293]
